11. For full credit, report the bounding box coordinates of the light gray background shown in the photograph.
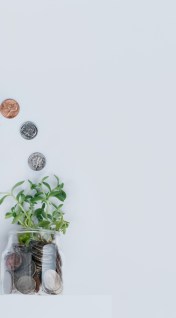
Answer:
[0,0,175,317]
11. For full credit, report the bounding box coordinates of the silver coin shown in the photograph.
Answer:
[14,260,36,280]
[28,152,46,171]
[43,284,63,295]
[15,276,36,294]
[43,269,62,293]
[2,271,13,294]
[20,121,38,140]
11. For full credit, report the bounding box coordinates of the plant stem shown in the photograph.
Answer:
[11,194,29,219]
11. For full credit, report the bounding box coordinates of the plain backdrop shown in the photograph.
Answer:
[0,0,176,317]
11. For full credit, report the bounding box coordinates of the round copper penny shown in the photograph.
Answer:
[5,252,22,271]
[0,99,20,118]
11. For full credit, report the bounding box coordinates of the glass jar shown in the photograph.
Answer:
[1,229,63,295]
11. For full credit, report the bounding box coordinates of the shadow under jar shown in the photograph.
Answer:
[1,229,63,295]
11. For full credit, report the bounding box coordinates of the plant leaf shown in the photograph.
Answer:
[38,220,50,228]
[43,182,51,192]
[12,181,24,193]
[42,176,49,182]
[35,208,44,221]
[5,212,13,219]
[31,196,44,204]
[54,175,60,185]
[0,195,10,205]
[16,190,24,201]
[50,190,66,202]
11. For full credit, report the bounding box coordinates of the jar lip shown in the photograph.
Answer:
[9,228,59,235]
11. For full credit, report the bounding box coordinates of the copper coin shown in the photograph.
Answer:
[33,273,41,293]
[0,99,20,118]
[5,252,22,271]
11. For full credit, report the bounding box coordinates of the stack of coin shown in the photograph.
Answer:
[30,240,63,294]
[31,241,45,272]
[55,248,62,279]
[42,243,57,272]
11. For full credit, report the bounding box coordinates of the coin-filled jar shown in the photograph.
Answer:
[1,229,63,295]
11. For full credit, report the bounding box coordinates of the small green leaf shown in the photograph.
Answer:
[16,190,24,201]
[39,220,50,228]
[51,202,58,209]
[12,181,24,193]
[50,190,66,202]
[42,176,49,182]
[31,196,44,204]
[12,213,24,224]
[54,175,60,185]
[18,193,25,204]
[5,212,13,219]
[25,195,33,202]
[54,190,66,201]
[43,182,51,192]
[0,195,10,205]
[35,208,44,221]
[28,180,37,190]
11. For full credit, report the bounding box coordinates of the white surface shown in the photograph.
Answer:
[0,296,112,318]
[0,0,176,317]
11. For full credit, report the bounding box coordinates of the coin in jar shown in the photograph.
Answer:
[15,276,36,294]
[43,269,63,294]
[5,252,22,271]
[14,260,36,281]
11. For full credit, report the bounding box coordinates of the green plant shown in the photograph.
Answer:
[0,175,69,234]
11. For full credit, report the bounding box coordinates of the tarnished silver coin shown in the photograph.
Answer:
[15,276,36,294]
[14,260,36,281]
[2,271,13,294]
[28,152,46,171]
[20,121,38,140]
[43,269,63,294]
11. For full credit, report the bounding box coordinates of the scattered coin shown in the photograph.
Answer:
[15,276,36,294]
[0,99,20,119]
[28,152,46,171]
[2,271,13,294]
[43,269,62,294]
[20,121,38,140]
[5,252,22,271]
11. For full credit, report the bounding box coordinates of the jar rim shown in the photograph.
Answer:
[9,228,59,235]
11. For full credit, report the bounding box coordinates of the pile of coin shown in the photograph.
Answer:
[2,241,63,295]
